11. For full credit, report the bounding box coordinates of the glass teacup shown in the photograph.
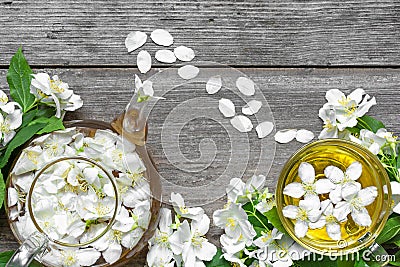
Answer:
[275,139,392,264]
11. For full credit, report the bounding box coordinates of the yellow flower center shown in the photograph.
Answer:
[326,214,337,224]
[191,231,205,248]
[61,251,77,266]
[50,79,65,93]
[226,218,236,228]
[297,208,308,221]
[0,95,8,104]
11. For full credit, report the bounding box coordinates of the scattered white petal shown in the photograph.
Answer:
[236,77,255,96]
[150,29,173,46]
[178,65,199,80]
[295,129,315,143]
[242,100,262,115]
[206,75,222,94]
[274,129,297,143]
[230,115,253,133]
[155,50,176,63]
[137,50,152,74]
[125,31,147,53]
[174,46,195,62]
[255,121,274,138]
[218,98,235,118]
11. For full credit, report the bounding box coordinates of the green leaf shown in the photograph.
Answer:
[0,250,14,267]
[389,250,400,266]
[356,115,385,133]
[264,207,288,235]
[36,116,64,135]
[36,108,56,118]
[0,172,4,210]
[376,217,400,244]
[242,202,270,232]
[21,109,38,128]
[0,122,47,169]
[294,254,339,267]
[6,48,36,113]
[205,248,230,267]
[354,258,369,267]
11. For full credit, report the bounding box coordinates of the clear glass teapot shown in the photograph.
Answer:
[5,119,161,267]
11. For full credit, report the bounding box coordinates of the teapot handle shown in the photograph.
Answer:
[6,232,48,267]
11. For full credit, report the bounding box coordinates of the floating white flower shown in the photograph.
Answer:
[324,161,363,204]
[147,208,174,267]
[334,186,377,227]
[31,73,83,118]
[321,88,376,130]
[282,199,322,238]
[308,200,345,240]
[283,162,335,203]
[169,215,217,266]
[213,202,256,241]
[170,192,204,221]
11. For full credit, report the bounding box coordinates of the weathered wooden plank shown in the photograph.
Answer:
[0,68,399,266]
[1,0,400,66]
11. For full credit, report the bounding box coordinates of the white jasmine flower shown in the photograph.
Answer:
[318,105,339,139]
[309,200,345,240]
[334,186,377,227]
[147,208,174,267]
[213,202,256,241]
[253,228,283,249]
[282,199,322,238]
[169,215,217,266]
[385,181,400,214]
[134,74,165,101]
[255,188,275,214]
[13,146,43,175]
[283,162,335,202]
[0,104,22,145]
[220,233,248,255]
[76,194,115,221]
[31,73,83,118]
[227,175,266,203]
[324,161,363,204]
[170,192,204,221]
[223,253,247,267]
[321,88,376,130]
[104,177,150,208]
[43,248,101,267]
[264,235,310,267]
[357,129,386,155]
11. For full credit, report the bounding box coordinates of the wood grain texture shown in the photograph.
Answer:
[0,68,400,267]
[1,0,400,66]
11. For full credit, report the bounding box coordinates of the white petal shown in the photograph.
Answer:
[236,77,255,96]
[274,129,297,144]
[218,98,235,118]
[309,217,326,229]
[155,50,176,63]
[333,201,351,222]
[174,46,195,62]
[178,65,199,80]
[206,75,222,94]
[390,181,400,195]
[329,186,343,204]
[170,192,185,207]
[191,214,210,235]
[299,198,320,212]
[282,205,299,219]
[358,186,378,206]
[298,162,315,184]
[194,241,217,261]
[393,203,400,214]
[242,100,262,115]
[8,187,18,207]
[0,90,8,105]
[326,223,341,240]
[125,31,147,53]
[283,182,305,198]
[142,80,154,96]
[230,115,253,133]
[294,220,308,238]
[150,29,173,46]
[137,50,152,74]
[342,182,361,201]
[315,179,335,194]
[325,89,345,103]
[76,248,101,266]
[368,142,381,155]
[169,221,190,254]
[295,129,314,143]
[348,88,365,104]
[351,208,372,227]
[255,121,274,139]
[103,243,122,264]
[345,161,362,180]
[324,165,344,183]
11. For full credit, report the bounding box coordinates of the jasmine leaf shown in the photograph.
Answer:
[36,116,64,135]
[0,172,4,209]
[21,109,38,128]
[356,115,385,133]
[353,258,369,267]
[0,250,14,267]
[0,122,47,169]
[6,48,36,113]
[294,254,339,267]
[264,207,288,235]
[389,250,400,266]
[205,248,230,267]
[376,217,400,244]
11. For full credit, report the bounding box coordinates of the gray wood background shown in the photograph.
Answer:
[1,0,400,266]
